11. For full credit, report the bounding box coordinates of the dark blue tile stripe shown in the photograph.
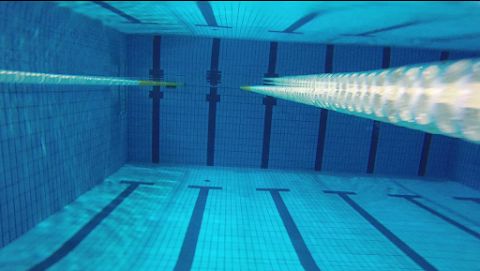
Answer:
[196,1,218,27]
[28,182,147,271]
[440,51,450,61]
[152,36,161,69]
[150,36,162,164]
[284,12,320,33]
[343,22,420,37]
[120,180,155,185]
[92,1,141,23]
[257,188,321,271]
[418,133,433,176]
[453,197,480,205]
[381,47,392,69]
[418,51,449,176]
[367,118,381,173]
[174,186,222,271]
[315,110,328,171]
[323,190,356,195]
[367,47,390,173]
[324,45,334,73]
[325,190,438,271]
[393,181,480,228]
[266,42,278,77]
[315,45,334,171]
[206,38,221,166]
[390,194,480,240]
[206,94,219,166]
[261,97,276,169]
[261,42,278,169]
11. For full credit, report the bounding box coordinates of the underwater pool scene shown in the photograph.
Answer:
[1,1,480,271]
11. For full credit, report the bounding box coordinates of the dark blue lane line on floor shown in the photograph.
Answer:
[392,180,480,228]
[389,194,480,240]
[28,181,153,271]
[453,197,480,205]
[195,1,231,28]
[324,190,438,271]
[196,1,218,26]
[418,51,449,176]
[150,36,163,163]
[341,21,421,37]
[269,12,321,34]
[206,38,221,166]
[92,1,142,23]
[174,186,222,271]
[367,47,390,173]
[431,33,480,42]
[261,41,278,169]
[257,188,321,271]
[315,45,334,171]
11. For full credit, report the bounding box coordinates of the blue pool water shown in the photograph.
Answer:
[1,1,480,271]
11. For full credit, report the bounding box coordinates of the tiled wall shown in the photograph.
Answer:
[270,43,324,170]
[160,37,211,165]
[0,2,127,247]
[449,140,480,191]
[126,36,480,181]
[126,36,153,162]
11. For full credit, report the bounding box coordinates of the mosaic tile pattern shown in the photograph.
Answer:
[0,1,127,248]
[0,164,479,271]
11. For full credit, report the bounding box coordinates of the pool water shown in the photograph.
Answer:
[2,2,480,271]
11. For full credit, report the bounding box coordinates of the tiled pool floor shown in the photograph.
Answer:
[0,164,479,271]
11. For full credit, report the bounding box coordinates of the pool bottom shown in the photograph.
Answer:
[0,164,479,271]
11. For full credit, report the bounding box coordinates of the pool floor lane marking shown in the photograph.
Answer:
[173,185,222,271]
[389,194,480,240]
[453,197,480,206]
[257,188,321,271]
[324,190,438,271]
[29,181,154,271]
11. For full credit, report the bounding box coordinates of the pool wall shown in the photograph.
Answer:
[126,35,480,182]
[0,2,128,248]
[449,140,480,190]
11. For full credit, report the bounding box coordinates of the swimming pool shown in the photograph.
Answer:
[1,1,480,271]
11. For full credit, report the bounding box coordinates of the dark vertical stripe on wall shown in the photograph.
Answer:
[150,36,162,163]
[440,51,450,62]
[367,47,390,173]
[206,38,221,166]
[152,36,161,69]
[261,42,278,169]
[315,45,334,171]
[267,42,278,76]
[418,51,449,176]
